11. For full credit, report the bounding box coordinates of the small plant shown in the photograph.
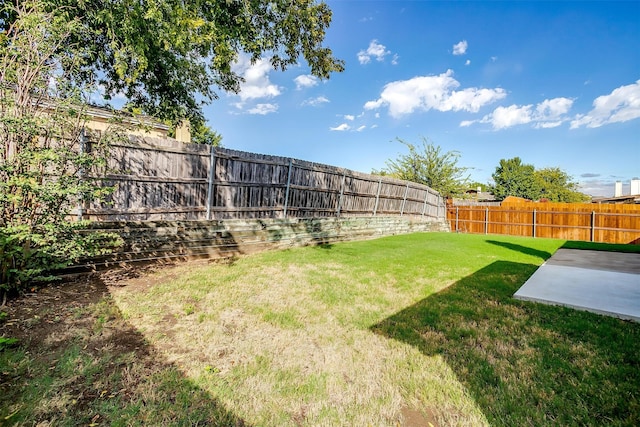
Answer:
[0,336,18,350]
[204,365,220,374]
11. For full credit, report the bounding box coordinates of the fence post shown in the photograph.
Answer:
[400,184,409,216]
[485,207,489,235]
[336,170,346,217]
[532,209,537,238]
[206,146,216,220]
[373,178,382,216]
[421,189,429,218]
[77,127,87,221]
[591,211,596,242]
[455,206,459,232]
[283,158,293,218]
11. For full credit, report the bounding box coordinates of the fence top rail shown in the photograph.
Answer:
[109,136,211,156]
[215,146,441,197]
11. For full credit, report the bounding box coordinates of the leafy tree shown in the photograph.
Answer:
[0,2,121,301]
[490,157,540,201]
[535,167,590,202]
[490,158,587,202]
[191,122,223,146]
[468,182,488,192]
[165,120,223,146]
[1,0,345,129]
[378,137,470,197]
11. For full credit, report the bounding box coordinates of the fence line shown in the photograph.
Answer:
[80,136,446,222]
[448,204,640,245]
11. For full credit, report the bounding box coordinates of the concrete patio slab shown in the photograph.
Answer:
[514,248,640,322]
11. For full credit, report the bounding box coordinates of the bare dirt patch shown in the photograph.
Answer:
[401,406,440,427]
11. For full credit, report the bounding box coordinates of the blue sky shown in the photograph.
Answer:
[208,1,639,197]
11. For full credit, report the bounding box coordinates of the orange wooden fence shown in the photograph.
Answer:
[447,202,640,245]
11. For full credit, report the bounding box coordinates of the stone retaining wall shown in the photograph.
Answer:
[80,216,450,268]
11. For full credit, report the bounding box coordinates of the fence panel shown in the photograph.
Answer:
[84,137,446,222]
[448,203,640,245]
[89,137,210,220]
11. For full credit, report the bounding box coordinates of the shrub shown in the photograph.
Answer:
[0,2,122,300]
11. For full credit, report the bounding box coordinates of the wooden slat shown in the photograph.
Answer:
[83,138,446,222]
[448,203,640,244]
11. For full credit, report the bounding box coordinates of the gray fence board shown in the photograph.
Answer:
[83,136,445,221]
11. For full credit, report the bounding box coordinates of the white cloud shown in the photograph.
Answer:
[489,105,533,129]
[294,74,319,90]
[444,88,509,114]
[570,80,640,128]
[467,97,574,130]
[344,115,355,121]
[453,40,468,55]
[231,55,281,103]
[534,97,573,128]
[302,96,330,107]
[364,69,506,118]
[535,121,563,129]
[537,97,573,117]
[247,103,278,115]
[358,40,391,64]
[356,125,366,132]
[391,54,399,65]
[465,59,471,66]
[330,123,350,131]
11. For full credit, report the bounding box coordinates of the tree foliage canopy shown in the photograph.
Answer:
[377,138,470,197]
[491,157,589,202]
[0,0,344,127]
[535,167,590,203]
[491,157,540,201]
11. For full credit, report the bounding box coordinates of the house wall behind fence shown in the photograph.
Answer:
[82,137,446,222]
[75,216,450,269]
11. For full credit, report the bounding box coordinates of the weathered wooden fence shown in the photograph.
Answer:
[80,137,446,222]
[448,202,640,245]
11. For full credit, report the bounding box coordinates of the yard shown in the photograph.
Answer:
[1,232,639,426]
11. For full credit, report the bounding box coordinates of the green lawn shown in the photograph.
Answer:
[2,232,639,426]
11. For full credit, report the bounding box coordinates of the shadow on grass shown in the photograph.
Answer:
[485,239,552,260]
[0,278,248,426]
[561,240,640,253]
[371,261,640,426]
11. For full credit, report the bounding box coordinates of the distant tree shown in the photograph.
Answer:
[191,123,223,147]
[469,182,488,192]
[0,0,345,130]
[166,120,223,146]
[491,158,589,202]
[491,157,540,201]
[535,167,590,202]
[378,137,470,197]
